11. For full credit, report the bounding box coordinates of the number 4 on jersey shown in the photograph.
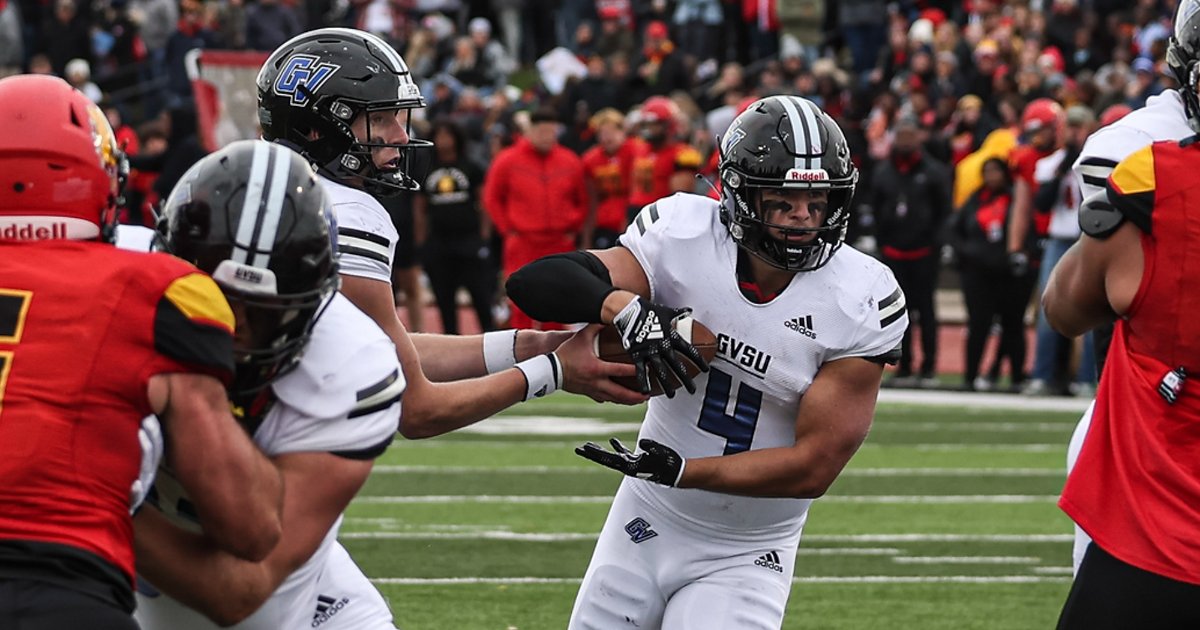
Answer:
[0,289,33,416]
[698,368,763,455]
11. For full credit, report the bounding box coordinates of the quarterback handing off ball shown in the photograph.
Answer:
[595,315,719,396]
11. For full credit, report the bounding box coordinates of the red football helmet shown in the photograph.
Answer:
[638,96,680,139]
[1021,98,1065,133]
[0,75,124,243]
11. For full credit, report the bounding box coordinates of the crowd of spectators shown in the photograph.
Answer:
[0,0,1176,395]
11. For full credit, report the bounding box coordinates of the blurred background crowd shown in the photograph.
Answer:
[0,0,1172,395]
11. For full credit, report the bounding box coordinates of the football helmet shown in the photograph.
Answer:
[256,27,432,197]
[637,96,679,143]
[1167,0,1200,132]
[158,140,339,396]
[1021,98,1064,133]
[718,95,857,272]
[0,75,125,243]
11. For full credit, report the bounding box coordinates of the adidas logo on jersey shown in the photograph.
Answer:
[785,314,816,339]
[754,550,785,573]
[312,594,350,627]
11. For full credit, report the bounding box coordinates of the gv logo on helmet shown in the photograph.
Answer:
[785,168,829,182]
[274,54,341,107]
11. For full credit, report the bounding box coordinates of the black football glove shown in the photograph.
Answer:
[575,438,685,486]
[611,296,709,398]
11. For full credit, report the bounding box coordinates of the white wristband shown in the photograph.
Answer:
[483,329,519,374]
[515,353,563,401]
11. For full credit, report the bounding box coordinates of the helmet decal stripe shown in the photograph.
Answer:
[250,144,295,269]
[233,141,272,264]
[795,99,824,171]
[771,95,805,170]
[360,29,410,73]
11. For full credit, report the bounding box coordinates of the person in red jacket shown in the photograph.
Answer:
[627,96,702,220]
[581,108,639,249]
[484,108,587,330]
[1005,98,1063,276]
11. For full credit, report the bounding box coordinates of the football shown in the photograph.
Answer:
[594,316,719,396]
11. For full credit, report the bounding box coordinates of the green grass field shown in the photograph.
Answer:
[340,393,1086,629]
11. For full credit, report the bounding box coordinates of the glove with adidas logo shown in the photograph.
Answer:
[611,295,708,398]
[575,438,685,487]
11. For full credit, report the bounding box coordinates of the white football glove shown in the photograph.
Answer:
[129,414,164,515]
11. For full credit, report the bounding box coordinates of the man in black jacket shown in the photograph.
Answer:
[866,115,952,386]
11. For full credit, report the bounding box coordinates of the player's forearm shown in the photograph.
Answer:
[165,376,283,562]
[410,330,573,381]
[397,370,530,438]
[1007,181,1032,252]
[679,443,856,499]
[134,508,276,626]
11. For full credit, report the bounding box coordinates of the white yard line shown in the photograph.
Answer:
[351,494,1058,505]
[877,389,1091,412]
[340,531,1073,543]
[370,465,1062,476]
[891,556,1042,564]
[369,575,1070,586]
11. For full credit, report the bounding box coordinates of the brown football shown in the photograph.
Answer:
[594,316,719,396]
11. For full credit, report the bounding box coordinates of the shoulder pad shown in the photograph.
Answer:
[1078,190,1124,239]
[271,295,403,419]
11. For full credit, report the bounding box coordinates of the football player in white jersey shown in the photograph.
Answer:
[1061,0,1200,574]
[507,96,909,630]
[126,141,404,629]
[255,28,642,435]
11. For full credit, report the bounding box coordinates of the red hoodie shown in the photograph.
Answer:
[483,137,587,237]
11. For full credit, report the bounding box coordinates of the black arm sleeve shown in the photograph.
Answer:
[505,250,618,324]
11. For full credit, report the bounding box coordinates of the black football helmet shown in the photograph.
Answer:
[1167,0,1200,132]
[256,27,432,196]
[718,95,858,272]
[158,140,339,397]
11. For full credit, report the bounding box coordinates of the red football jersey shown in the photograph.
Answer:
[629,140,703,208]
[1009,144,1055,236]
[1060,142,1200,584]
[582,138,639,232]
[0,240,234,584]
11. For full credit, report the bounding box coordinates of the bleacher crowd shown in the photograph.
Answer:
[0,0,1176,395]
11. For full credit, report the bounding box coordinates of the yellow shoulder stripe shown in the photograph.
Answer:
[163,273,235,333]
[675,147,702,169]
[1109,144,1156,196]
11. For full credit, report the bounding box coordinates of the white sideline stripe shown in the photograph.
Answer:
[891,556,1042,565]
[1032,566,1075,575]
[369,576,1069,586]
[883,422,1076,432]
[456,417,642,435]
[394,441,1065,451]
[800,547,902,556]
[910,444,1059,452]
[350,494,1057,505]
[370,465,1062,477]
[877,389,1091,412]
[341,531,1073,543]
[807,534,1072,542]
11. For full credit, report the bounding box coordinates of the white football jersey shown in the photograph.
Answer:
[1034,148,1082,240]
[115,224,156,252]
[136,293,404,630]
[321,175,397,283]
[1073,90,1193,201]
[618,194,907,535]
